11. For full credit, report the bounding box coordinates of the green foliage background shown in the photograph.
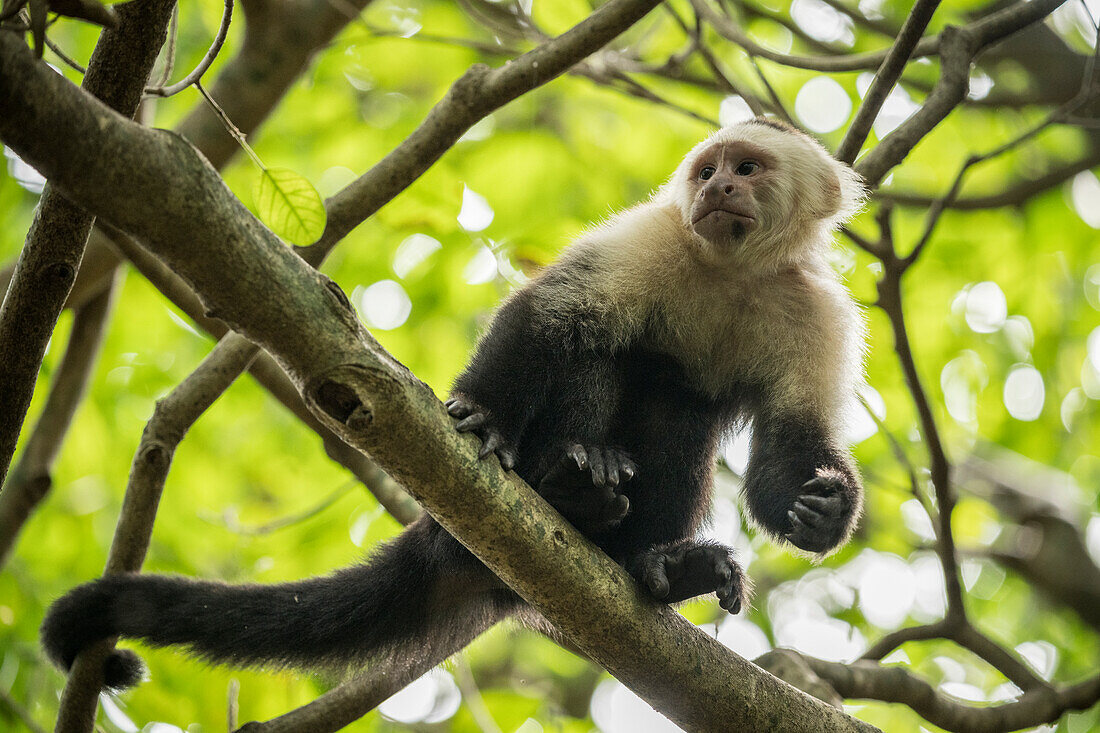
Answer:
[1,0,1098,731]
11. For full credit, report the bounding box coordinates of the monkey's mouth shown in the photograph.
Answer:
[692,208,756,242]
[692,208,755,226]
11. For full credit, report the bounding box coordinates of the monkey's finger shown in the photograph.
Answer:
[800,476,840,495]
[605,457,620,488]
[719,582,742,613]
[799,493,841,514]
[642,556,670,599]
[602,495,629,523]
[714,559,732,583]
[568,444,588,470]
[588,449,607,487]
[498,447,517,472]
[787,510,811,535]
[455,413,486,432]
[446,399,472,418]
[792,501,824,526]
[620,458,637,481]
[478,432,502,460]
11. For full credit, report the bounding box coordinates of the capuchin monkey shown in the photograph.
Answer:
[42,118,867,691]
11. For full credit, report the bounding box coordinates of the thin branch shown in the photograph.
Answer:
[208,478,359,535]
[454,656,504,733]
[877,147,1100,208]
[305,0,670,264]
[692,0,941,73]
[836,0,943,164]
[0,0,175,487]
[861,621,950,661]
[871,209,965,623]
[664,1,767,116]
[151,3,179,88]
[146,0,233,97]
[571,63,720,126]
[771,649,1100,733]
[0,271,118,567]
[859,392,932,520]
[58,335,262,724]
[43,34,86,73]
[856,0,1071,186]
[902,24,1100,259]
[953,624,1048,692]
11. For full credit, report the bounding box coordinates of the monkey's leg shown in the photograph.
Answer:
[627,540,748,613]
[743,410,862,554]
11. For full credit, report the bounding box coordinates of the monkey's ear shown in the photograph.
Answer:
[812,161,866,227]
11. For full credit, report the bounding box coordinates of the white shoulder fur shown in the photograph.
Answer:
[530,121,867,432]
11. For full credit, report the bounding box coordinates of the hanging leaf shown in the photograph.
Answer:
[253,168,326,246]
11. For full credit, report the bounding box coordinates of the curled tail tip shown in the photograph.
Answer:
[104,649,146,690]
[41,578,145,690]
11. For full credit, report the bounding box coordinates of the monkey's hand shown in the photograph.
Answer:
[445,395,518,471]
[786,469,858,554]
[629,541,748,613]
[538,445,635,534]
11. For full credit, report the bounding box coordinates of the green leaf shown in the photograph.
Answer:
[253,168,326,246]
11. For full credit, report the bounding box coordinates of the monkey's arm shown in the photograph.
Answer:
[448,287,562,470]
[742,409,862,554]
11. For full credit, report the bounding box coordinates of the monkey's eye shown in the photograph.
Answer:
[699,166,716,181]
[735,161,759,176]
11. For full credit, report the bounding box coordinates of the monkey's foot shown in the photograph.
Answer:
[630,541,748,613]
[786,471,857,554]
[538,445,635,533]
[445,396,518,471]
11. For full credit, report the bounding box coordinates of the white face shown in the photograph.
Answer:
[682,139,777,247]
[669,121,864,265]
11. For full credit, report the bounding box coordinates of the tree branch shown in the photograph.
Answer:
[792,651,1100,733]
[305,0,668,262]
[54,335,262,728]
[836,0,942,164]
[0,271,117,567]
[855,0,1069,186]
[0,0,176,487]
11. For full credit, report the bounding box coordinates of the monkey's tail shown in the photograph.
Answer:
[41,517,514,690]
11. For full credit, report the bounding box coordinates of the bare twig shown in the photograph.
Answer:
[453,656,504,733]
[0,271,117,567]
[856,0,1071,186]
[692,0,941,73]
[836,0,942,163]
[768,649,1100,733]
[43,34,86,73]
[57,336,262,725]
[146,0,233,97]
[305,0,670,263]
[208,478,360,535]
[0,0,175,487]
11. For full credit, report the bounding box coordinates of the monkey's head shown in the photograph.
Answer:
[667,118,864,265]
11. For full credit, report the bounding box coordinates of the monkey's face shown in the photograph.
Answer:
[685,141,775,247]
